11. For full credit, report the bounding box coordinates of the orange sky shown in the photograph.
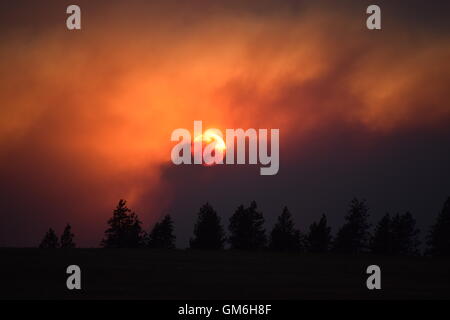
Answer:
[0,0,449,246]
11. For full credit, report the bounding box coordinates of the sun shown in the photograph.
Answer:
[194,129,226,152]
[192,128,227,165]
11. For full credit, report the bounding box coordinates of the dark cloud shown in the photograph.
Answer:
[157,123,450,248]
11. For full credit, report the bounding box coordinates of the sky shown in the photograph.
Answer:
[0,0,449,247]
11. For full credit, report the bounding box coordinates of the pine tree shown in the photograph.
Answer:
[307,214,332,253]
[370,213,392,254]
[228,201,266,250]
[391,212,420,255]
[427,197,450,256]
[39,228,59,248]
[101,199,144,248]
[148,215,176,249]
[370,212,420,255]
[333,198,371,253]
[60,224,76,248]
[269,207,302,251]
[190,203,225,250]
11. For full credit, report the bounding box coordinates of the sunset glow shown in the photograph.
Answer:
[194,130,227,152]
[0,0,449,247]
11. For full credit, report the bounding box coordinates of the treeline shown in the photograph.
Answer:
[39,224,75,249]
[39,197,450,256]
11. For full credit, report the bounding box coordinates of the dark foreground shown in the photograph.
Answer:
[0,248,449,300]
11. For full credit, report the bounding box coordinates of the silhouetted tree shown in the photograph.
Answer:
[333,198,370,253]
[391,212,420,255]
[370,212,420,255]
[269,207,302,251]
[307,214,332,253]
[428,197,450,256]
[190,203,225,250]
[101,199,144,248]
[148,215,176,249]
[370,213,393,254]
[60,224,76,248]
[39,228,59,248]
[229,201,266,250]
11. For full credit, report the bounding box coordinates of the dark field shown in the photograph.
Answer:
[0,248,449,300]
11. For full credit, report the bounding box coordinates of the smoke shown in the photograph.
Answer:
[0,0,449,246]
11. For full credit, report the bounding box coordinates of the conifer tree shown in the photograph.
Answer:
[190,203,225,250]
[39,228,59,249]
[60,224,76,248]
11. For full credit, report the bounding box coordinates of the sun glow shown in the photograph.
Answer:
[191,128,227,166]
[194,129,227,152]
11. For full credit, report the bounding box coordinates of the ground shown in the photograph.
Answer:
[1,248,449,299]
